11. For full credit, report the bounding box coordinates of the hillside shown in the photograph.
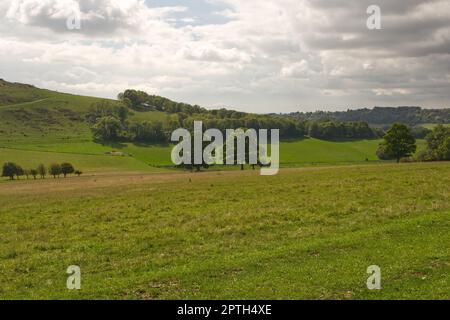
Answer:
[0,79,53,106]
[286,106,450,126]
[0,79,428,174]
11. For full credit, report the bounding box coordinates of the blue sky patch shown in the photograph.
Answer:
[145,0,233,27]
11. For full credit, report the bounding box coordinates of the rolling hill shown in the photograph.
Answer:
[0,79,428,174]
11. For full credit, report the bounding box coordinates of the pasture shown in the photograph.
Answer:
[0,163,449,299]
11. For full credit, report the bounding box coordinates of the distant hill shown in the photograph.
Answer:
[0,78,53,106]
[0,78,431,173]
[285,106,450,126]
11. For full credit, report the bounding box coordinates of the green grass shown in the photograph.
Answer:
[0,162,449,299]
[3,138,427,172]
[0,79,432,172]
[1,80,449,300]
[0,79,52,106]
[281,139,381,165]
[0,147,160,173]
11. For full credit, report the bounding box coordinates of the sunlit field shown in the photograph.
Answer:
[1,163,449,299]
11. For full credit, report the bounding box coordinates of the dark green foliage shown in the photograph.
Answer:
[305,120,378,140]
[15,165,24,179]
[92,116,124,141]
[61,163,75,178]
[288,107,450,125]
[421,125,450,161]
[37,164,46,179]
[118,90,207,114]
[2,162,18,180]
[378,124,417,162]
[128,120,166,143]
[30,169,38,179]
[86,100,130,125]
[2,162,82,181]
[49,163,62,178]
[101,89,384,143]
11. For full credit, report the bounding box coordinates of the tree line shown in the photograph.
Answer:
[377,124,450,163]
[2,162,82,180]
[88,98,381,144]
[288,106,450,126]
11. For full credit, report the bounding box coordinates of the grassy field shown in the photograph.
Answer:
[0,137,428,173]
[0,79,432,172]
[0,162,449,299]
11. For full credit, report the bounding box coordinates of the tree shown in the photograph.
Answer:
[380,123,417,163]
[424,125,450,161]
[24,169,31,179]
[49,163,62,178]
[2,162,18,180]
[15,165,24,180]
[74,170,83,177]
[61,163,75,178]
[91,116,123,141]
[30,169,38,180]
[37,164,46,179]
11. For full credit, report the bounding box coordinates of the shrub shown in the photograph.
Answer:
[37,164,46,179]
[61,163,75,178]
[30,169,38,179]
[2,162,18,180]
[49,163,62,178]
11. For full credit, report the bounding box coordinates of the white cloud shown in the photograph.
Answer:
[0,0,449,112]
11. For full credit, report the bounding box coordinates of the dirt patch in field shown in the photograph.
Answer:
[0,170,260,196]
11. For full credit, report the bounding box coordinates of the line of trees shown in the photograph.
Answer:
[376,123,450,162]
[288,107,450,126]
[88,99,381,144]
[2,162,82,180]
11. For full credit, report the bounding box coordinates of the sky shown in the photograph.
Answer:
[0,0,449,113]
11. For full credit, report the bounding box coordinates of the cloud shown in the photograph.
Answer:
[0,0,449,112]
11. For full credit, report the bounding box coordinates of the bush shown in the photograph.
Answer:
[2,162,18,180]
[30,169,38,179]
[37,164,46,179]
[49,163,62,178]
[422,125,450,161]
[61,163,75,178]
[376,143,394,160]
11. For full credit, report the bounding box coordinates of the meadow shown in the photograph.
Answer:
[0,80,428,173]
[1,81,448,300]
[0,163,449,299]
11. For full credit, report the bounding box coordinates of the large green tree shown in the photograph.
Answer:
[61,163,75,178]
[379,123,417,163]
[418,125,450,161]
[49,163,62,179]
[2,162,18,180]
[92,116,123,141]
